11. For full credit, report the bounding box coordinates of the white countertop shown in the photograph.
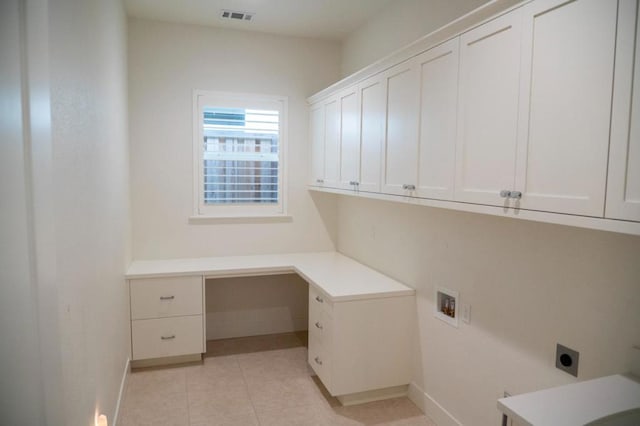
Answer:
[126,251,415,302]
[498,374,640,426]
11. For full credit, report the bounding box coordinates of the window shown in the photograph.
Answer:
[193,91,287,217]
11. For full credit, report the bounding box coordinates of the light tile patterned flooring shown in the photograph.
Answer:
[120,332,436,426]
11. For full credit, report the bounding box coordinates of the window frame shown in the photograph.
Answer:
[192,90,288,219]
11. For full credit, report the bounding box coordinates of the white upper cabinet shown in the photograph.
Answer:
[514,0,617,216]
[606,0,640,222]
[381,60,420,196]
[338,86,361,190]
[415,38,460,201]
[455,11,523,206]
[309,102,325,186]
[358,74,386,193]
[323,96,340,188]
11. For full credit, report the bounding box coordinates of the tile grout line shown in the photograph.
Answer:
[184,364,192,426]
[237,355,263,426]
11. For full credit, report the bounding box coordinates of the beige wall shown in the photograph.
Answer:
[49,0,132,424]
[0,1,49,423]
[128,19,341,260]
[336,196,640,425]
[340,0,491,76]
[205,274,308,340]
[1,0,131,424]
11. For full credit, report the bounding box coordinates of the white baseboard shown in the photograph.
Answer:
[113,357,130,426]
[408,382,462,426]
[337,385,408,406]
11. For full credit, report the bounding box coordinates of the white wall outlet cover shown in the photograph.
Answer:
[435,286,459,328]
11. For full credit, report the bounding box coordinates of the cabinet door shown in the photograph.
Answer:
[359,74,386,193]
[515,0,617,216]
[455,11,523,206]
[338,86,361,190]
[323,96,340,188]
[381,60,420,196]
[309,102,325,186]
[416,38,459,201]
[607,0,640,222]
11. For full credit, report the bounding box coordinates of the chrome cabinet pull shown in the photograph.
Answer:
[316,179,324,183]
[402,184,416,191]
[315,295,323,303]
[161,335,176,340]
[160,295,175,300]
[500,190,511,198]
[315,322,323,329]
[314,356,323,365]
[509,191,522,199]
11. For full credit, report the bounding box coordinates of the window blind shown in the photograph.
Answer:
[202,107,279,204]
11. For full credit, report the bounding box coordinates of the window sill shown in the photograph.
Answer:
[188,214,293,225]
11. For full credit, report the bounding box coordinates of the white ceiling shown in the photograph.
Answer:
[125,0,395,41]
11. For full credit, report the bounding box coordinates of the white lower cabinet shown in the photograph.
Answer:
[308,285,414,399]
[129,276,205,362]
[131,315,204,360]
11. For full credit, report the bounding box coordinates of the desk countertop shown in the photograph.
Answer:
[126,251,415,302]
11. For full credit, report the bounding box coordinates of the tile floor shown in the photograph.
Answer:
[120,332,436,426]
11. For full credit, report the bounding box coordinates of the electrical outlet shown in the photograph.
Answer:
[556,343,579,377]
[461,303,471,324]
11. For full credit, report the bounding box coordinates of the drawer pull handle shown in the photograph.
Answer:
[160,296,175,300]
[314,356,323,365]
[315,295,323,303]
[315,322,323,330]
[509,191,522,199]
[161,335,176,340]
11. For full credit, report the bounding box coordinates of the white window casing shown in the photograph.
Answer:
[192,91,288,219]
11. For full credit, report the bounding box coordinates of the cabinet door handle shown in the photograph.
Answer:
[314,356,323,365]
[500,190,511,198]
[509,191,522,199]
[160,295,175,300]
[161,335,176,340]
[403,184,415,191]
[315,322,323,329]
[316,179,324,183]
[315,295,323,303]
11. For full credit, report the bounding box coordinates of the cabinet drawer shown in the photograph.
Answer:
[309,285,332,316]
[131,315,204,360]
[308,336,332,392]
[130,276,202,320]
[309,305,333,345]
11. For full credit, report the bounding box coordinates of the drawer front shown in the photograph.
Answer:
[309,306,333,345]
[308,336,332,393]
[309,285,333,316]
[131,315,204,360]
[130,276,203,320]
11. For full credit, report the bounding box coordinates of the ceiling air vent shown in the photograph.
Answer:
[220,10,254,22]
